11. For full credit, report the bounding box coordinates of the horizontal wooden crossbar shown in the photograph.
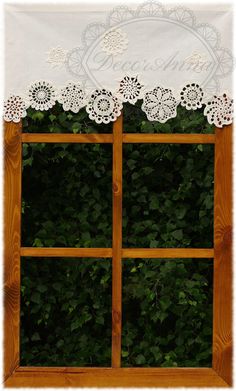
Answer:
[122,248,214,258]
[5,367,228,387]
[21,133,113,143]
[21,133,215,144]
[123,133,215,144]
[20,247,113,258]
[20,247,214,258]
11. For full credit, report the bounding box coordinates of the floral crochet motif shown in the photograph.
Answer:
[118,75,143,104]
[204,94,233,128]
[86,89,123,124]
[58,82,87,113]
[142,86,178,122]
[46,46,67,68]
[101,28,128,55]
[180,83,204,110]
[28,81,56,111]
[4,95,27,123]
[3,78,233,126]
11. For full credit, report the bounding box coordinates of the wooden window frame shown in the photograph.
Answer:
[4,115,232,387]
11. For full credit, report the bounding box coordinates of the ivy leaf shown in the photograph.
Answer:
[135,354,146,365]
[172,229,183,240]
[31,292,40,304]
[31,332,41,341]
[49,114,56,122]
[175,207,187,220]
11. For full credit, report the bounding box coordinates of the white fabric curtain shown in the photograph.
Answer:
[4,1,234,126]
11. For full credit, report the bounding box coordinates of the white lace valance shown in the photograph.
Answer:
[4,1,234,127]
[4,80,233,128]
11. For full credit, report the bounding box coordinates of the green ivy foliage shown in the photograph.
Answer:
[123,143,214,248]
[122,259,212,367]
[21,103,214,367]
[123,103,215,133]
[22,143,112,248]
[23,104,113,133]
[21,258,112,366]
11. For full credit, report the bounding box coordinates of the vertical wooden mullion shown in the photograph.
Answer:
[4,121,22,381]
[112,113,123,367]
[213,124,232,385]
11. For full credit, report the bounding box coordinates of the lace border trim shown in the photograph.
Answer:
[3,78,233,128]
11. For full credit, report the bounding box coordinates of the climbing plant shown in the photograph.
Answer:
[21,103,214,367]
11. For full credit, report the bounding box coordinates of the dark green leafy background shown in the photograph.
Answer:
[21,258,112,366]
[22,143,112,248]
[123,143,214,248]
[123,103,214,134]
[21,104,214,367]
[122,259,213,367]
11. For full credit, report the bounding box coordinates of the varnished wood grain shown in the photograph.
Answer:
[122,248,214,258]
[21,133,215,144]
[5,367,228,387]
[112,113,123,367]
[213,125,232,386]
[4,121,22,382]
[20,247,213,259]
[4,117,232,387]
[21,133,113,143]
[123,133,215,144]
[21,247,112,258]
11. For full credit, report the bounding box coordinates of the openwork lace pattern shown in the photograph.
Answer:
[180,83,204,110]
[28,81,57,111]
[3,78,234,127]
[64,1,234,99]
[86,89,123,124]
[142,86,178,122]
[58,83,87,113]
[204,94,233,128]
[4,95,27,123]
[118,75,143,104]
[101,28,128,55]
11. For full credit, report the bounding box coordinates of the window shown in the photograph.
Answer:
[4,112,232,387]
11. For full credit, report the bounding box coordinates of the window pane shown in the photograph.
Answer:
[123,102,215,133]
[21,258,112,366]
[22,104,113,133]
[122,258,213,367]
[22,143,112,247]
[123,143,214,248]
